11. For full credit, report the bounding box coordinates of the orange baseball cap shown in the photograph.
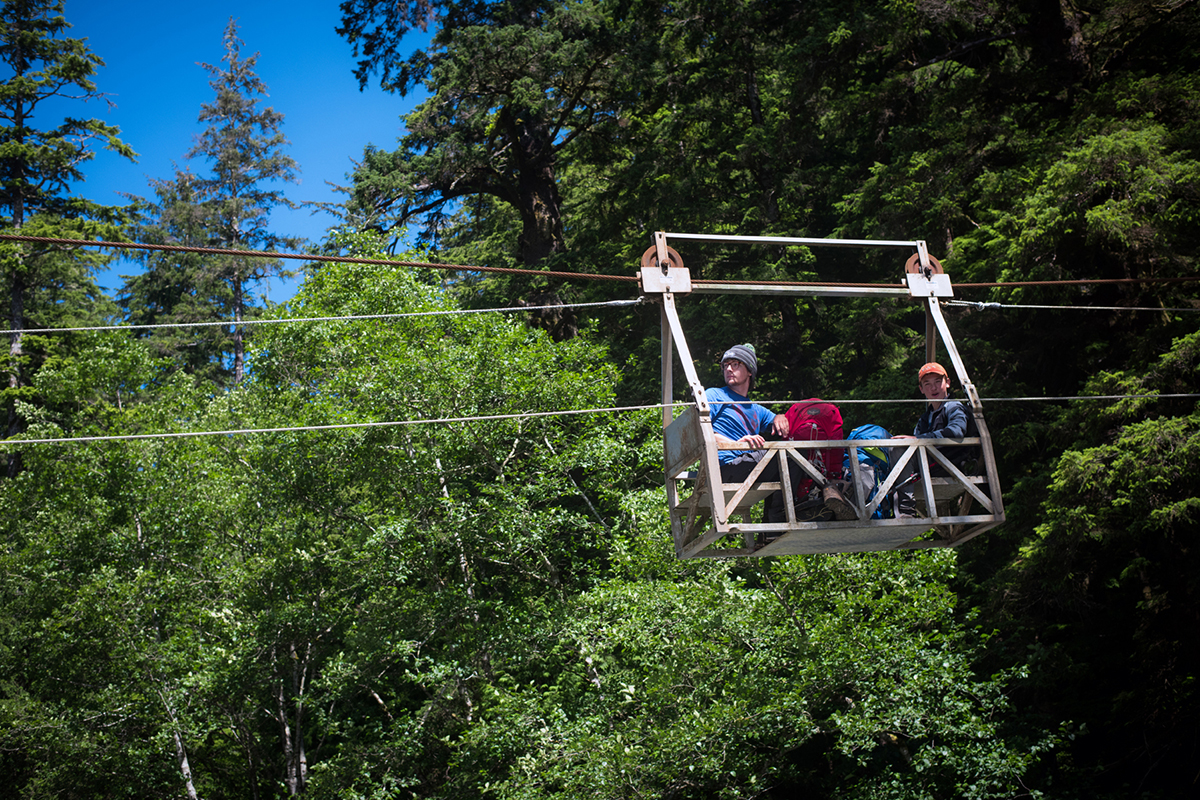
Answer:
[918,362,948,380]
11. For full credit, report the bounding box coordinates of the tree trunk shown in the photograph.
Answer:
[1022,0,1090,83]
[277,643,308,796]
[172,727,201,800]
[505,110,565,266]
[149,666,201,800]
[233,268,245,384]
[515,161,566,266]
[6,255,26,478]
[7,258,23,393]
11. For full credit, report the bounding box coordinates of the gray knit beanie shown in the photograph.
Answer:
[721,344,758,377]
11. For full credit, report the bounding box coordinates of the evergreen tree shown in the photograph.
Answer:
[190,19,300,384]
[0,0,133,468]
[119,171,237,384]
[338,0,625,266]
[125,18,301,384]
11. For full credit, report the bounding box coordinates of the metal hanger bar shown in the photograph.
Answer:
[926,296,983,408]
[690,282,910,297]
[662,233,922,248]
[659,293,709,411]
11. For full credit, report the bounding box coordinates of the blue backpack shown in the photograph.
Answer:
[843,424,893,518]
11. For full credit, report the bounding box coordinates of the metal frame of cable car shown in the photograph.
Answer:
[641,231,1006,558]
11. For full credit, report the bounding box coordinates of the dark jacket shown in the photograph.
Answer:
[913,399,978,469]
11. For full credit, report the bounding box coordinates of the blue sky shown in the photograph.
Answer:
[57,0,428,303]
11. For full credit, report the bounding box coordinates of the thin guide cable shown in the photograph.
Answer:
[947,300,1200,313]
[5,394,1196,447]
[0,298,642,336]
[1,403,676,446]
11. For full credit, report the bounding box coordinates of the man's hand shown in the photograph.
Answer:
[714,433,765,450]
[771,415,790,438]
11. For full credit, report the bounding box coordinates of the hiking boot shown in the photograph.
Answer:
[895,490,920,519]
[794,497,834,522]
[822,483,858,520]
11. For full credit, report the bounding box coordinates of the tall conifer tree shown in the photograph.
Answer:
[126,18,300,384]
[191,19,299,384]
[0,0,133,468]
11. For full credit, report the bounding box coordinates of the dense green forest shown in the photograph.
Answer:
[3,0,1199,797]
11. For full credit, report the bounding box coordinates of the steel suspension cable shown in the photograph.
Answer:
[0,234,639,282]
[5,234,1197,290]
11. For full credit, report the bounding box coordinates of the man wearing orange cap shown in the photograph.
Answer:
[895,362,978,517]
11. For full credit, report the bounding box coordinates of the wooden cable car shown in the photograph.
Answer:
[640,231,1005,558]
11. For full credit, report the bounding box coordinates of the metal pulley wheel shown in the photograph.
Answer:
[641,244,685,273]
[904,252,944,274]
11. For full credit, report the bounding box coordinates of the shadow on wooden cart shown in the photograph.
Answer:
[644,231,1005,558]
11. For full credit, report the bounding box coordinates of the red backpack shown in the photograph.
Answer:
[784,399,845,497]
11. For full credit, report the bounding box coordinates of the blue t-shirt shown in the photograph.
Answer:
[706,386,776,464]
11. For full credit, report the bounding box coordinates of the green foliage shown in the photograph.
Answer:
[438,552,1053,799]
[1,231,640,796]
[4,0,1200,797]
[984,332,1200,797]
[0,227,1065,797]
[955,123,1199,288]
[118,173,239,383]
[188,20,299,251]
[329,1,1200,794]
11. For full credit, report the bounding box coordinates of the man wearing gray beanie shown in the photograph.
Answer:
[721,344,758,384]
[705,344,795,523]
